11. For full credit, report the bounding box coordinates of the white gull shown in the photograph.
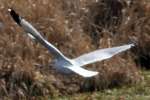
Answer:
[8,8,134,78]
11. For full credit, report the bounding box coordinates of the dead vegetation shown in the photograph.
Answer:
[0,0,149,98]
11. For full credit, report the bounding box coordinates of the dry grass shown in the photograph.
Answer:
[0,0,149,99]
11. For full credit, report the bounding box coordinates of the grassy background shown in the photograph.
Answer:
[0,0,149,99]
[56,71,150,100]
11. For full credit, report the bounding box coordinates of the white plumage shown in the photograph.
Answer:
[8,8,134,78]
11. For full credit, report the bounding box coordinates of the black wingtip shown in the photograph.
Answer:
[8,8,21,26]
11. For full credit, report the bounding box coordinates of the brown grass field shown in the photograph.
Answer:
[0,0,150,99]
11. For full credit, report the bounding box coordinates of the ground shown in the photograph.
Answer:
[55,70,150,100]
[0,0,150,99]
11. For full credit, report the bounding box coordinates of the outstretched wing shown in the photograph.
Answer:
[8,8,67,59]
[68,66,98,77]
[73,44,134,67]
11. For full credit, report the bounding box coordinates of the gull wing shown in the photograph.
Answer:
[8,8,67,59]
[27,33,36,40]
[73,44,134,67]
[68,66,98,77]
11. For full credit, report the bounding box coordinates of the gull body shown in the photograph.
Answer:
[8,8,134,78]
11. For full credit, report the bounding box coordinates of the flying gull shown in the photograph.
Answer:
[8,8,134,78]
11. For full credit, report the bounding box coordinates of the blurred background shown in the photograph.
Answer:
[0,0,149,99]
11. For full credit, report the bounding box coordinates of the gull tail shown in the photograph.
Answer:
[68,66,99,78]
